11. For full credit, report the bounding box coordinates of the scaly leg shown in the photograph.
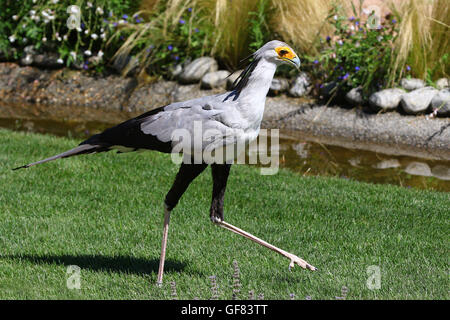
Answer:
[156,163,207,286]
[210,163,316,271]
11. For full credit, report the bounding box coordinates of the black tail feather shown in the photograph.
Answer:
[12,144,105,170]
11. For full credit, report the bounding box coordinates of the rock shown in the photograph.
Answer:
[320,81,338,98]
[32,52,62,68]
[431,89,450,116]
[401,86,438,114]
[269,77,289,95]
[288,72,310,97]
[373,159,401,169]
[435,78,449,90]
[369,88,405,111]
[345,86,365,105]
[179,57,218,84]
[170,63,183,78]
[201,70,230,89]
[400,78,425,91]
[404,162,432,176]
[226,70,243,90]
[431,165,450,181]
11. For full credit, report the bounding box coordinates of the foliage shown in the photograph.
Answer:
[0,0,137,71]
[305,3,400,96]
[389,0,449,86]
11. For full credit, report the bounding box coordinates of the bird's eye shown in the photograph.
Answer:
[279,49,289,56]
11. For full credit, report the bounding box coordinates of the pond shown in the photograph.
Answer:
[1,102,449,192]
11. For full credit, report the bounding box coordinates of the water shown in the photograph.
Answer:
[1,103,449,192]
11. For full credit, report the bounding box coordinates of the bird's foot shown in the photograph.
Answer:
[285,252,317,271]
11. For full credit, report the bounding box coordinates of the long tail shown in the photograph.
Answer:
[12,144,107,170]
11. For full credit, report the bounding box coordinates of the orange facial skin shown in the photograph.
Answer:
[275,46,296,60]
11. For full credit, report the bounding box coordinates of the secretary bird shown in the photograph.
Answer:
[13,40,316,285]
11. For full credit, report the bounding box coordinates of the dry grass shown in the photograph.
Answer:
[389,0,449,83]
[270,0,336,56]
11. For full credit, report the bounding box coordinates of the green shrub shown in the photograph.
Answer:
[0,0,137,71]
[305,3,400,97]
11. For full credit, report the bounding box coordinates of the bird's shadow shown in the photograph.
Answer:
[2,253,200,277]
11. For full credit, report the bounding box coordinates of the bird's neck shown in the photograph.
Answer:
[240,59,277,100]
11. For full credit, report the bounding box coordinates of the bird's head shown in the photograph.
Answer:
[254,40,301,69]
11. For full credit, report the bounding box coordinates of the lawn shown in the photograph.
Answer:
[0,129,448,299]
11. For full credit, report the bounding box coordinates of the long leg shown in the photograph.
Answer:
[156,163,207,286]
[210,163,316,271]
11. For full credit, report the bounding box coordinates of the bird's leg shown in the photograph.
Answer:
[210,163,316,271]
[156,163,208,286]
[157,204,171,286]
[215,220,316,271]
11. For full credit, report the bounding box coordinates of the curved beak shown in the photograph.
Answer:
[283,56,301,69]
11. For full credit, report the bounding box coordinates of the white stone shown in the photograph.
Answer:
[369,88,405,111]
[401,87,438,114]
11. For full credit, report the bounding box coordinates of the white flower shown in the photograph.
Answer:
[377,35,383,42]
[118,19,126,25]
[57,36,62,41]
[96,7,104,15]
[337,40,343,45]
[100,33,106,39]
[84,50,92,56]
[22,38,27,43]
[32,0,37,3]
[12,15,19,21]
[91,33,98,40]
[87,2,93,8]
[333,15,338,20]
[350,25,355,31]
[29,10,36,16]
[98,50,104,58]
[52,0,59,4]
[42,37,47,42]
[84,29,89,35]
[76,27,82,32]
[70,51,77,60]
[70,6,80,14]
[63,35,68,40]
[57,58,64,64]
[44,19,50,24]
[8,35,16,43]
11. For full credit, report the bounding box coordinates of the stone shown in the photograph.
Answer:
[431,165,450,181]
[400,78,425,91]
[373,159,401,169]
[33,52,62,68]
[200,70,230,89]
[226,70,243,90]
[401,86,438,114]
[435,78,449,90]
[179,57,218,84]
[320,81,338,98]
[369,88,405,111]
[431,89,450,116]
[288,72,310,97]
[170,63,183,78]
[269,77,289,95]
[404,162,432,177]
[345,86,365,105]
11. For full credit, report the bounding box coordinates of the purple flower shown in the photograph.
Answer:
[406,65,411,71]
[167,45,173,51]
[349,16,355,21]
[135,18,142,23]
[188,7,192,12]
[355,66,360,71]
[392,19,397,24]
[109,11,113,17]
[326,36,331,42]
[194,28,199,33]
[83,62,89,70]
[122,14,128,20]
[355,21,360,26]
[174,55,179,61]
[343,73,349,80]
[313,60,319,64]
[112,22,118,27]
[81,22,85,29]
[179,19,185,24]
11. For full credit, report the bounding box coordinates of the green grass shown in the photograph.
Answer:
[0,129,448,300]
